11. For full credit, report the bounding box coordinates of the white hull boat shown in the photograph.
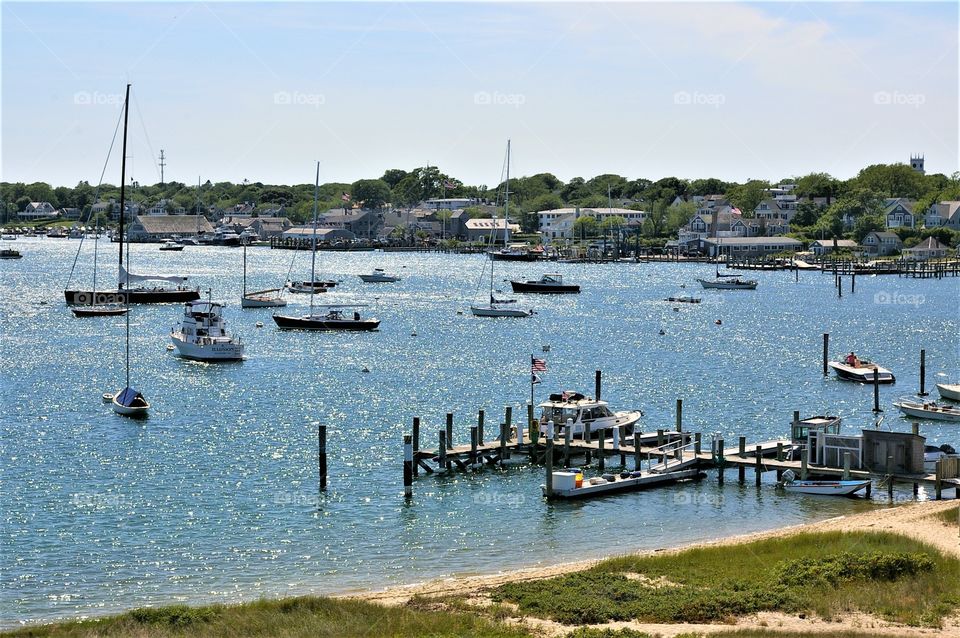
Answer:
[828,361,895,384]
[697,277,757,290]
[241,292,286,308]
[893,400,960,422]
[545,468,701,499]
[470,303,533,318]
[112,386,149,417]
[779,470,869,496]
[170,299,245,361]
[937,383,960,402]
[359,268,400,283]
[537,391,642,438]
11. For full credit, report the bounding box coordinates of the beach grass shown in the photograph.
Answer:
[567,630,912,638]
[493,531,960,627]
[1,596,531,638]
[930,503,959,526]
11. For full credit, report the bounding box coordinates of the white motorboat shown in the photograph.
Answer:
[359,268,401,283]
[159,240,184,251]
[893,399,960,422]
[510,273,580,294]
[544,468,701,499]
[778,470,870,496]
[470,301,534,318]
[697,277,757,289]
[537,391,642,438]
[828,360,895,384]
[170,299,245,361]
[937,383,960,402]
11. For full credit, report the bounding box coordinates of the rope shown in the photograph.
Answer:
[131,92,162,184]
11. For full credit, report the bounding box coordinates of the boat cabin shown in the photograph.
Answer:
[537,391,641,437]
[178,301,230,339]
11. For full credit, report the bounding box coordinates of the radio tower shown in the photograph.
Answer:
[159,149,167,185]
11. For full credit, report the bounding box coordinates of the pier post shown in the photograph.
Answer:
[657,429,664,449]
[499,423,508,463]
[403,435,413,500]
[717,438,725,485]
[918,349,928,396]
[838,275,842,298]
[634,432,642,471]
[527,402,536,445]
[477,409,485,444]
[446,413,454,449]
[318,424,328,491]
[694,432,701,455]
[504,405,513,432]
[843,452,851,480]
[738,436,747,483]
[617,426,626,465]
[822,333,829,376]
[439,431,448,470]
[470,425,478,466]
[598,432,605,472]
[564,419,572,468]
[935,459,942,500]
[517,417,525,447]
[595,370,602,400]
[676,399,683,432]
[912,422,920,436]
[872,369,882,413]
[851,271,855,293]
[412,418,420,477]
[776,441,784,462]
[584,422,592,464]
[755,445,762,486]
[886,455,894,498]
[800,448,808,480]
[545,421,555,498]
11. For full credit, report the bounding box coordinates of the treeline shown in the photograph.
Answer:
[3,163,959,242]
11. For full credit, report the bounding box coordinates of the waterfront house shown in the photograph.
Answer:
[281,226,356,243]
[18,201,57,221]
[925,201,960,229]
[701,236,802,258]
[319,209,383,239]
[126,215,213,242]
[60,207,82,221]
[862,231,903,256]
[810,239,861,256]
[754,198,796,223]
[146,199,186,216]
[536,207,647,241]
[902,237,949,261]
[223,216,292,240]
[883,198,916,229]
[465,218,521,243]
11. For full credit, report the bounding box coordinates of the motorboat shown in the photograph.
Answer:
[544,468,702,499]
[828,360,895,384]
[778,470,869,496]
[170,299,245,361]
[285,280,332,294]
[937,383,960,402]
[490,244,540,261]
[665,295,701,303]
[0,248,22,259]
[273,304,380,331]
[159,240,184,251]
[510,273,580,294]
[536,391,642,439]
[359,268,401,283]
[697,277,757,289]
[893,399,960,422]
[925,444,957,471]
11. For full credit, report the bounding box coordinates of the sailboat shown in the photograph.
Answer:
[273,163,380,331]
[241,243,287,308]
[109,85,149,418]
[71,219,129,317]
[471,140,534,318]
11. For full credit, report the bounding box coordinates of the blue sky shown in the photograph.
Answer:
[2,2,957,188]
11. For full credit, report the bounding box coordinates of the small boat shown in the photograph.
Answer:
[285,280,335,294]
[537,391,642,438]
[893,399,960,422]
[72,305,128,317]
[159,240,184,251]
[170,299,245,361]
[273,304,380,331]
[828,360,895,384]
[510,273,580,294]
[470,301,534,318]
[937,383,960,402]
[544,468,702,499]
[697,277,757,290]
[359,268,401,283]
[778,470,869,496]
[68,220,128,316]
[490,243,540,261]
[1,234,16,240]
[665,295,701,303]
[241,244,286,308]
[112,386,150,417]
[0,248,22,259]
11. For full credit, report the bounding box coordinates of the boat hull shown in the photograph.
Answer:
[490,251,538,261]
[359,275,400,283]
[783,480,870,496]
[510,281,580,294]
[937,383,960,402]
[171,334,245,361]
[697,278,757,290]
[65,288,200,305]
[241,296,287,308]
[893,401,960,422]
[71,306,129,317]
[111,389,149,418]
[544,468,702,499]
[828,362,895,384]
[470,305,533,318]
[272,314,380,331]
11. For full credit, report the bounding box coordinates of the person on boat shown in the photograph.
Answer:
[845,352,859,367]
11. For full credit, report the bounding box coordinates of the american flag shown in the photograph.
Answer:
[341,192,351,202]
[443,179,457,190]
[531,357,547,372]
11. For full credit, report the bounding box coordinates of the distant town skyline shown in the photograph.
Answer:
[2,2,957,188]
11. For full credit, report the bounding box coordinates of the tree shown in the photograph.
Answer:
[853,213,885,243]
[855,164,924,199]
[795,172,840,205]
[726,179,770,213]
[525,193,563,213]
[380,169,408,189]
[792,200,821,227]
[573,215,598,240]
[688,178,730,196]
[351,179,391,210]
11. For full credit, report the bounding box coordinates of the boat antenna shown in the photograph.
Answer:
[309,161,320,316]
[119,83,131,389]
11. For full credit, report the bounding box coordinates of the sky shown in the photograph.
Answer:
[2,1,958,189]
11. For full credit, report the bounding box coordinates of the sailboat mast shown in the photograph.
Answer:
[119,83,131,389]
[309,161,320,315]
[243,244,247,297]
[92,219,99,307]
[504,139,511,247]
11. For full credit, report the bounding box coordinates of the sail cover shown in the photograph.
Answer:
[119,265,188,286]
[115,387,144,407]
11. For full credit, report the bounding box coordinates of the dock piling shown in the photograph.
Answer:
[694,432,701,455]
[446,413,454,449]
[935,459,942,500]
[403,434,413,499]
[873,369,882,413]
[717,438,725,484]
[545,421,555,498]
[634,432,642,471]
[886,455,894,498]
[412,418,420,477]
[657,429,664,449]
[439,431,448,470]
[595,370,602,400]
[918,349,928,396]
[598,433,605,472]
[755,445,762,486]
[583,422,592,463]
[564,419,572,468]
[676,399,683,432]
[738,436,747,483]
[843,452,851,480]
[504,405,512,431]
[617,426,626,465]
[822,333,829,376]
[470,425,478,466]
[499,423,508,463]
[527,403,536,444]
[477,409,485,444]
[800,448,808,480]
[318,424,327,491]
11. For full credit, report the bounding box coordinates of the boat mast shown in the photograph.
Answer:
[119,83,131,389]
[309,161,320,316]
[91,219,99,307]
[242,243,247,298]
[504,139,511,248]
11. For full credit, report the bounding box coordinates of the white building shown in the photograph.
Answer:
[19,202,57,221]
[536,207,647,240]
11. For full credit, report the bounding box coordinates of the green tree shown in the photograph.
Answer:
[853,213,885,242]
[688,178,730,196]
[573,215,599,240]
[726,179,770,213]
[855,164,924,198]
[795,172,840,205]
[380,169,408,189]
[351,179,392,210]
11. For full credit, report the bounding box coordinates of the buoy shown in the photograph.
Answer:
[102,392,114,403]
[673,307,679,312]
[411,330,417,336]
[166,344,175,351]
[255,321,264,328]
[456,310,463,315]
[715,319,722,325]
[680,283,686,289]
[659,329,666,335]
[362,366,370,373]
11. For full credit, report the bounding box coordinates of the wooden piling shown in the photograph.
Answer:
[563,420,572,468]
[823,333,829,376]
[477,409,485,444]
[776,441,784,462]
[595,369,602,400]
[755,445,762,486]
[499,423,508,463]
[886,455,894,498]
[675,399,683,432]
[657,428,664,449]
[446,413,454,449]
[470,426,478,466]
[598,433,605,472]
[517,416,525,446]
[717,438,725,484]
[318,424,328,491]
[851,271,855,293]
[694,432,701,455]
[617,425,626,465]
[527,402,536,444]
[634,432,642,471]
[738,436,747,483]
[843,452,851,480]
[912,422,920,436]
[439,431,448,470]
[873,369,882,413]
[838,275,842,298]
[935,459,942,500]
[504,405,513,430]
[800,448,808,480]
[403,434,413,499]
[584,422,592,464]
[918,349,928,396]
[544,421,555,498]
[412,418,420,477]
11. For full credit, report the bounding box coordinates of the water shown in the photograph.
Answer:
[1,238,958,627]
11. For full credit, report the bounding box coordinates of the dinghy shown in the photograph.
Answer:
[893,399,960,422]
[778,470,869,496]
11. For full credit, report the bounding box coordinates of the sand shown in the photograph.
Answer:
[349,500,960,637]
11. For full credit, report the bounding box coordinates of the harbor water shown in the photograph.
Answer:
[1,238,958,627]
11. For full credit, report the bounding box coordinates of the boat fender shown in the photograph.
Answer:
[715,319,722,325]
[602,474,616,482]
[629,471,643,478]
[619,472,631,479]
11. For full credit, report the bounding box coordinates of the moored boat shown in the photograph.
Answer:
[893,399,960,422]
[359,268,401,283]
[828,360,895,384]
[536,391,642,438]
[778,470,869,496]
[159,240,184,251]
[544,468,702,499]
[665,295,701,303]
[170,299,245,361]
[273,305,380,331]
[285,280,336,293]
[0,248,22,259]
[510,273,580,294]
[697,277,757,290]
[112,386,149,417]
[937,383,960,402]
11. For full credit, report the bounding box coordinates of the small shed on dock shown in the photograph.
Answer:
[861,430,925,474]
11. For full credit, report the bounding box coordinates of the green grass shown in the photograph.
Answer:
[930,504,959,526]
[493,531,960,628]
[1,596,532,638]
[567,631,915,638]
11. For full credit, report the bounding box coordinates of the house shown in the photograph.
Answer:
[862,231,903,256]
[536,207,647,241]
[223,216,292,240]
[19,202,57,221]
[902,237,949,261]
[319,209,382,238]
[59,207,82,221]
[146,199,186,216]
[421,198,483,212]
[701,236,802,257]
[464,218,521,243]
[925,201,960,230]
[882,198,916,229]
[810,239,861,256]
[281,227,356,243]
[126,215,213,242]
[754,198,796,223]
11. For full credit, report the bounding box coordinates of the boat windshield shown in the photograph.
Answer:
[541,406,580,423]
[582,405,612,420]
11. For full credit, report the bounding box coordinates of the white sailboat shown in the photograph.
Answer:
[71,219,128,317]
[471,140,533,318]
[241,243,286,308]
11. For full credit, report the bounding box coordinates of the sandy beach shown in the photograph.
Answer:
[350,500,960,637]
